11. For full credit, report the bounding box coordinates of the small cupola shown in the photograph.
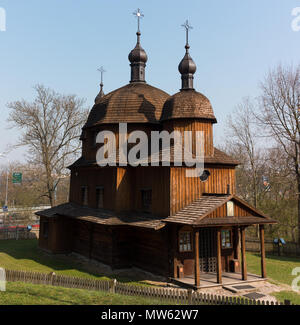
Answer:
[95,66,105,104]
[178,20,196,90]
[129,8,148,83]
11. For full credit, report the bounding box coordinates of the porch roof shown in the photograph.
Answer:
[164,193,277,226]
[36,203,166,230]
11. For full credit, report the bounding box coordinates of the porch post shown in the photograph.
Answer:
[240,227,247,280]
[233,226,240,260]
[194,229,200,287]
[216,228,222,284]
[259,224,267,278]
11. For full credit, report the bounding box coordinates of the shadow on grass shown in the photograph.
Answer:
[0,239,157,284]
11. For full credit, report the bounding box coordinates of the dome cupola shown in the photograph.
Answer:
[129,9,148,83]
[179,20,197,90]
[94,66,105,104]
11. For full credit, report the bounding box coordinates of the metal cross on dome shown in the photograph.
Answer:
[97,66,106,84]
[133,8,144,33]
[181,19,193,46]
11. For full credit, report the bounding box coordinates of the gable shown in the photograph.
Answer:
[165,193,276,226]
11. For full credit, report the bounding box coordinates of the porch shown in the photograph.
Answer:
[192,225,267,288]
[171,271,266,290]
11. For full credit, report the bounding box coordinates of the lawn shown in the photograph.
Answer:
[1,239,300,305]
[246,252,300,305]
[0,239,146,285]
[246,252,300,286]
[0,282,167,305]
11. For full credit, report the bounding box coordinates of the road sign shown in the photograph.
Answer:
[12,172,22,184]
[2,206,8,212]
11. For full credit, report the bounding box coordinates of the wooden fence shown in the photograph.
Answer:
[0,227,39,240]
[246,238,300,256]
[3,269,291,305]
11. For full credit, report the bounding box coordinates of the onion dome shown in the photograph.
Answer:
[95,66,105,104]
[178,44,196,90]
[94,83,104,104]
[128,9,148,83]
[128,32,148,64]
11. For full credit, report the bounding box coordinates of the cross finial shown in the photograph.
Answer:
[181,19,193,48]
[97,66,106,85]
[133,8,144,33]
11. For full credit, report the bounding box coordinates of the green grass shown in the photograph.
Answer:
[246,252,300,286]
[0,239,146,285]
[272,291,300,305]
[2,239,300,304]
[246,252,300,305]
[0,282,167,305]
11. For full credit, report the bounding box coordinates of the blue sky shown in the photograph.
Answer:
[0,0,300,162]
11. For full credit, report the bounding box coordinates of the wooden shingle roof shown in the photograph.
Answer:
[165,194,276,226]
[68,147,239,169]
[84,83,169,127]
[160,90,217,122]
[36,203,166,230]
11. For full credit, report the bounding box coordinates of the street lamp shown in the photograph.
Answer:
[0,152,9,208]
[0,152,9,224]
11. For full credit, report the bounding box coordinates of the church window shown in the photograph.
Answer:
[179,231,192,252]
[141,189,152,212]
[81,186,88,206]
[43,221,49,238]
[221,229,232,249]
[96,186,104,209]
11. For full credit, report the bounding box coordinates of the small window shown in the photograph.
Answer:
[179,231,192,252]
[43,221,49,238]
[96,187,104,209]
[200,170,211,182]
[141,189,152,212]
[227,201,234,217]
[221,230,232,249]
[81,186,88,206]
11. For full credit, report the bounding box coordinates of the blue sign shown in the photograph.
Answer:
[2,206,8,212]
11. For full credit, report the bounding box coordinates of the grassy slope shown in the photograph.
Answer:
[0,239,144,284]
[0,239,108,279]
[246,252,300,286]
[246,252,300,304]
[0,282,167,305]
[1,240,300,304]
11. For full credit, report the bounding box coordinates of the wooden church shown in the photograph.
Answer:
[37,13,276,288]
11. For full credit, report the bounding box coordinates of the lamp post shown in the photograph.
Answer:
[0,152,9,224]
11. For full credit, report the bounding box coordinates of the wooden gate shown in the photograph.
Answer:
[199,228,217,272]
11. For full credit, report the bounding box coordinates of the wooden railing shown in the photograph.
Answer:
[4,269,291,305]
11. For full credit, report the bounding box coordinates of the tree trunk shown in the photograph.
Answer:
[297,174,300,247]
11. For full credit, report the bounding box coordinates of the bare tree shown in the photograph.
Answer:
[7,85,88,207]
[257,64,300,245]
[226,97,263,208]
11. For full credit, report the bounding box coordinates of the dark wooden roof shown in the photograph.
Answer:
[36,203,166,230]
[160,90,217,123]
[164,194,276,226]
[84,83,170,128]
[68,147,239,169]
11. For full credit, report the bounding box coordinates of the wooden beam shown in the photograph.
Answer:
[259,224,267,278]
[216,228,222,284]
[233,226,240,260]
[194,230,200,287]
[240,227,247,280]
